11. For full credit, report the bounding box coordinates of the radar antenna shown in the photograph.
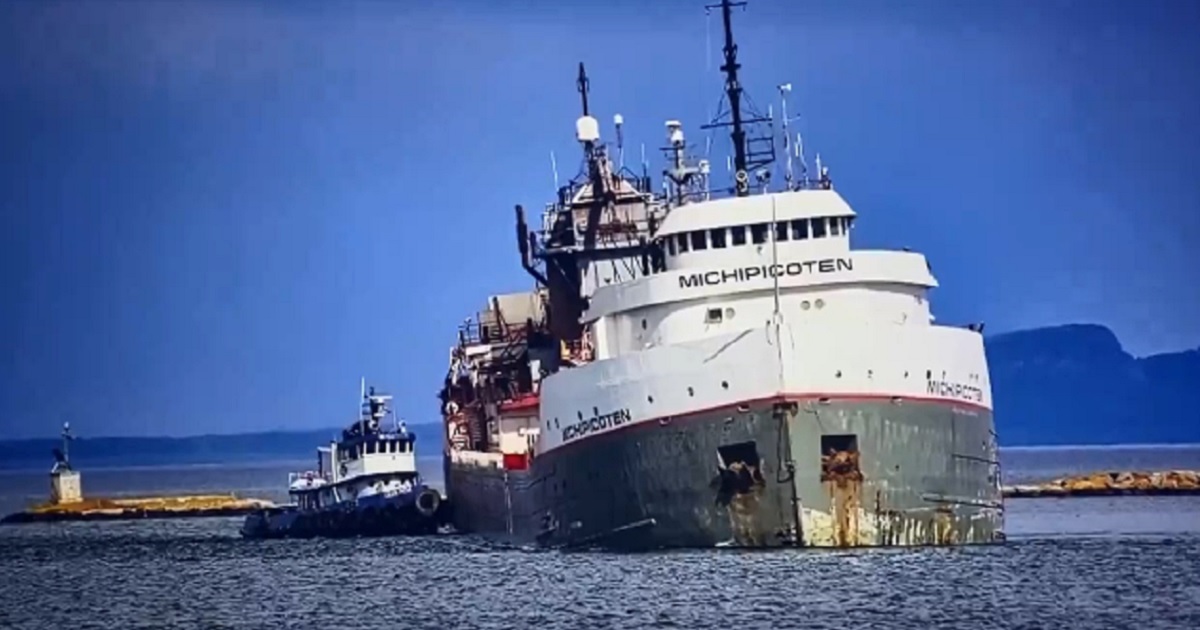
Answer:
[702,0,775,197]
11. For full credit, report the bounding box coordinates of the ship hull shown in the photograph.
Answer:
[544,395,1000,549]
[448,396,1002,550]
[444,459,544,544]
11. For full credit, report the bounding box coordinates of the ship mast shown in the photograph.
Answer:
[702,0,775,197]
[715,0,747,188]
[514,62,657,345]
[578,62,613,252]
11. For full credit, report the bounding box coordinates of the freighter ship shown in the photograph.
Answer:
[437,0,1003,550]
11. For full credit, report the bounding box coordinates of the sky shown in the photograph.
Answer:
[1,0,1198,439]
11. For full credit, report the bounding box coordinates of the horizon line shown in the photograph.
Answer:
[1,419,443,443]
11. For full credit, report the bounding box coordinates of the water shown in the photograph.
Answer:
[1,446,1199,629]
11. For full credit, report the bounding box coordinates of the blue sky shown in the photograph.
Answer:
[1,0,1197,438]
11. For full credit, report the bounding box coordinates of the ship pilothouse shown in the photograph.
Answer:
[517,0,946,373]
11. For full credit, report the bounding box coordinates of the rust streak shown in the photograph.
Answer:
[821,448,864,548]
[713,457,767,547]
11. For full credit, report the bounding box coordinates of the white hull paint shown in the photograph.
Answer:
[539,319,990,455]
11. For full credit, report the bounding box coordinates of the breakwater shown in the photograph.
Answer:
[1003,470,1200,498]
[1,494,275,524]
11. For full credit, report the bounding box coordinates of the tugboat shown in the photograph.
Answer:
[240,381,447,539]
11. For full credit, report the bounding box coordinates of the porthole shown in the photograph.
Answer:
[721,381,729,389]
[815,298,825,309]
[801,301,811,310]
[647,396,654,404]
[724,307,736,319]
[836,370,842,378]
[687,386,695,396]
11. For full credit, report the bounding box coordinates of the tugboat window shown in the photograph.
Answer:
[812,217,827,238]
[705,308,723,324]
[829,217,841,236]
[774,221,789,242]
[690,231,707,251]
[677,233,689,253]
[666,237,677,256]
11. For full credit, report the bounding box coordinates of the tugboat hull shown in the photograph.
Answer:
[240,487,448,540]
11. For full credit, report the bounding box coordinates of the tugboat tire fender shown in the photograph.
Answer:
[415,489,441,518]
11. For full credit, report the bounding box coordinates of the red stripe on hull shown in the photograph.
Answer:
[540,392,990,455]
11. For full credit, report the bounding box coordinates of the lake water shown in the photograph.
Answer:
[1,446,1199,629]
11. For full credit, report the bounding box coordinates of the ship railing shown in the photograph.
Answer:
[537,210,655,249]
[287,470,331,486]
[662,174,835,209]
[448,449,533,471]
[449,449,505,469]
[457,318,537,348]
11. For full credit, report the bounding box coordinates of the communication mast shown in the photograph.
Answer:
[701,0,776,197]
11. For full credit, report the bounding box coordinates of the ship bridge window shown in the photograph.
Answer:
[666,236,677,256]
[829,217,841,236]
[710,228,727,248]
[750,223,768,244]
[791,219,809,240]
[677,233,690,253]
[690,231,708,251]
[730,225,747,246]
[774,221,790,242]
[812,217,827,238]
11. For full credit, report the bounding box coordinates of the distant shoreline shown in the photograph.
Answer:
[0,421,442,443]
[999,443,1200,451]
[0,454,446,475]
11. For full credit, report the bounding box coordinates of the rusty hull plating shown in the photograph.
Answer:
[522,396,1004,550]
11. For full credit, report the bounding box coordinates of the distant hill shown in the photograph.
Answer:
[1,324,1195,469]
[987,324,1200,446]
[0,422,443,471]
